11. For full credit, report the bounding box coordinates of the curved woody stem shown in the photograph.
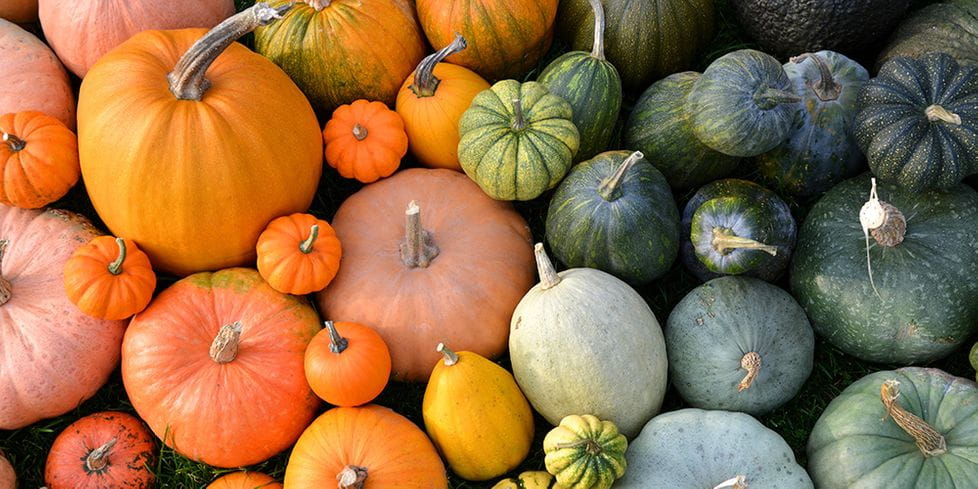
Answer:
[410,34,468,97]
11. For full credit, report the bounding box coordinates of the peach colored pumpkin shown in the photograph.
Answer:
[0,19,74,129]
[208,471,281,489]
[0,206,126,429]
[0,0,37,23]
[0,450,13,489]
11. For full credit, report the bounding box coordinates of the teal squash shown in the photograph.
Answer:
[808,367,978,488]
[855,53,978,192]
[545,151,680,285]
[623,72,741,189]
[756,51,869,197]
[681,179,796,282]
[878,0,978,69]
[687,49,802,157]
[790,176,978,364]
[458,80,580,201]
[537,0,621,163]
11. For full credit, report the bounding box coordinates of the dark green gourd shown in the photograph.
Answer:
[878,0,978,69]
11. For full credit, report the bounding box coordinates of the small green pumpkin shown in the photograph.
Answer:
[458,80,580,201]
[543,414,627,489]
[491,472,558,489]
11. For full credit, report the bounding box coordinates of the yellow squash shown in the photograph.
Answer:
[492,471,560,489]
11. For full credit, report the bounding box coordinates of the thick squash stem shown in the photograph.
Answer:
[790,53,841,101]
[598,151,643,201]
[587,0,607,59]
[1,132,25,151]
[713,476,748,489]
[554,437,604,456]
[306,0,331,11]
[753,87,802,110]
[85,438,117,472]
[861,178,906,248]
[436,343,459,366]
[325,320,348,354]
[881,380,948,457]
[534,243,562,289]
[168,3,291,101]
[351,124,368,141]
[0,240,11,306]
[337,465,368,489]
[108,238,127,275]
[925,105,962,125]
[399,201,440,268]
[300,224,319,254]
[410,34,468,97]
[711,228,778,256]
[512,98,527,131]
[737,352,762,392]
[209,322,243,364]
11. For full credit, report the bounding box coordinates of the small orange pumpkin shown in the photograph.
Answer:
[0,111,78,209]
[64,236,156,320]
[256,213,342,295]
[44,411,156,489]
[305,321,391,407]
[207,471,282,489]
[323,100,407,183]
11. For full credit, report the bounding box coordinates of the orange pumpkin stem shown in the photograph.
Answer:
[511,98,526,131]
[737,352,762,392]
[85,437,117,472]
[597,151,643,201]
[0,240,11,305]
[1,131,25,151]
[790,53,841,101]
[352,124,368,142]
[168,3,292,101]
[108,238,127,275]
[587,0,607,60]
[399,201,439,268]
[300,224,319,254]
[533,243,562,290]
[325,320,349,354]
[436,342,459,366]
[209,322,243,364]
[337,465,368,489]
[409,33,468,98]
[306,0,331,10]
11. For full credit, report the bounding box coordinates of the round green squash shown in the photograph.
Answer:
[545,151,680,285]
[509,245,668,439]
[855,53,978,192]
[808,367,978,488]
[878,0,978,69]
[756,51,869,197]
[623,72,741,189]
[681,179,796,282]
[790,175,978,364]
[556,0,714,93]
[543,414,627,489]
[617,408,814,488]
[458,80,580,201]
[537,0,621,163]
[687,49,802,157]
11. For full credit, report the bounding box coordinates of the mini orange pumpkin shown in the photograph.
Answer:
[44,411,156,489]
[64,236,156,320]
[256,213,342,295]
[323,100,407,183]
[305,320,391,407]
[207,471,282,489]
[0,111,78,209]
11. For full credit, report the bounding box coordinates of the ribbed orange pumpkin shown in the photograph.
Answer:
[0,19,74,129]
[305,321,391,407]
[44,411,156,489]
[0,0,36,23]
[396,35,490,170]
[0,111,79,209]
[256,213,342,295]
[208,472,282,489]
[64,236,156,320]
[323,100,407,183]
[77,4,322,276]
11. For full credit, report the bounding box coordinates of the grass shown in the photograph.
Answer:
[1,0,959,487]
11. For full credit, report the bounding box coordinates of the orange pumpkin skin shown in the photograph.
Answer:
[0,207,126,429]
[208,471,282,489]
[305,321,391,407]
[284,404,448,488]
[64,236,156,320]
[0,450,14,489]
[122,268,321,468]
[44,411,156,489]
[257,213,342,295]
[323,100,407,183]
[0,19,74,129]
[0,111,79,209]
[0,0,37,23]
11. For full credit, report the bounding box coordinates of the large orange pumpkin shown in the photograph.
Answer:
[0,0,36,23]
[45,411,156,489]
[317,169,535,381]
[208,472,282,489]
[77,4,323,276]
[0,207,126,429]
[0,450,14,489]
[0,19,74,129]
[122,267,321,468]
[0,111,79,209]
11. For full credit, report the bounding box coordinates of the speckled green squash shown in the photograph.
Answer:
[687,49,801,157]
[624,72,740,189]
[808,367,978,489]
[681,179,796,282]
[756,51,869,197]
[545,151,680,285]
[855,53,978,192]
[790,175,978,364]
[878,0,978,69]
[666,276,814,416]
[543,414,627,489]
[617,409,813,489]
[458,80,580,201]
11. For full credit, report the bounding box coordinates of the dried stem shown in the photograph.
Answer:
[790,53,841,101]
[209,322,243,364]
[410,33,468,97]
[533,243,561,289]
[737,352,762,392]
[881,380,947,456]
[597,151,643,201]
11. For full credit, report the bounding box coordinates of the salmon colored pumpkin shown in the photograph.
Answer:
[284,404,448,488]
[0,19,74,129]
[208,472,282,489]
[256,213,342,295]
[77,4,322,276]
[0,207,126,429]
[44,411,156,489]
[0,0,36,23]
[323,100,407,183]
[0,111,79,209]
[396,34,490,170]
[0,450,14,489]
[305,321,391,407]
[317,168,535,381]
[64,236,156,320]
[122,267,321,468]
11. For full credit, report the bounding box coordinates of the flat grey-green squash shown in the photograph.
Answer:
[878,0,978,69]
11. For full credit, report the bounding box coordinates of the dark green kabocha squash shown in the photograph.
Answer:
[791,176,978,365]
[687,49,801,157]
[878,0,978,69]
[538,0,621,163]
[681,179,796,283]
[624,72,740,189]
[756,51,869,197]
[545,151,680,285]
[855,53,978,192]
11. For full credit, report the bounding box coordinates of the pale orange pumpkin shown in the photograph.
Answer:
[64,236,156,320]
[208,471,282,489]
[45,411,156,489]
[256,213,342,295]
[305,321,391,406]
[323,100,407,183]
[0,0,37,23]
[0,19,74,129]
[0,111,79,209]
[0,450,14,489]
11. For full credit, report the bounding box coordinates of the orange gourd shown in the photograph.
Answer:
[256,213,342,295]
[305,321,391,407]
[77,4,322,276]
[284,404,448,488]
[64,236,156,320]
[208,471,282,489]
[396,34,490,170]
[0,0,36,23]
[44,411,156,489]
[0,450,14,489]
[323,100,407,183]
[0,111,79,209]
[0,19,74,129]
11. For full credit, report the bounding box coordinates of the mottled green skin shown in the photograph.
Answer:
[790,176,978,364]
[624,72,740,189]
[538,51,622,163]
[681,179,796,282]
[556,0,714,93]
[756,51,869,197]
[545,151,680,284]
[688,49,800,157]
[878,1,978,70]
[458,80,580,201]
[808,368,978,489]
[618,409,813,488]
[666,277,814,416]
[855,53,978,192]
